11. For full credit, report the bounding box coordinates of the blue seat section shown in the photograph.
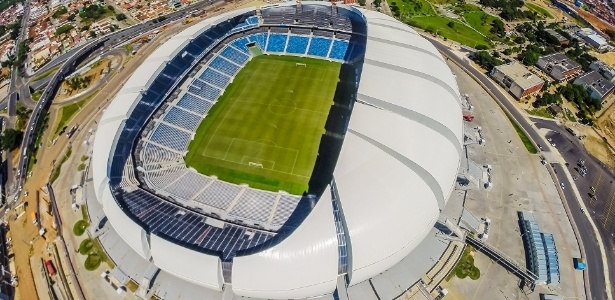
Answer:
[329,40,349,60]
[246,16,259,25]
[249,33,267,50]
[199,68,230,89]
[150,123,191,152]
[209,56,241,76]
[286,36,309,54]
[232,38,250,54]
[307,37,332,57]
[189,79,221,101]
[163,107,202,131]
[266,34,287,52]
[220,46,249,65]
[177,93,214,115]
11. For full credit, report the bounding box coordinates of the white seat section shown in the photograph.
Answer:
[334,132,440,286]
[229,189,277,223]
[232,187,338,298]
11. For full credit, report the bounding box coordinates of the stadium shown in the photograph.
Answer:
[91,1,463,299]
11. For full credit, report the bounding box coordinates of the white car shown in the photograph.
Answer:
[551,143,556,147]
[560,183,565,189]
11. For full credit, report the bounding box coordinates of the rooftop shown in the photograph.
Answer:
[544,29,568,42]
[494,62,544,89]
[538,53,581,72]
[574,71,615,96]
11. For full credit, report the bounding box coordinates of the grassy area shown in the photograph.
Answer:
[448,246,481,280]
[453,3,482,14]
[464,11,499,38]
[54,98,87,134]
[506,112,538,154]
[526,107,554,119]
[79,238,94,254]
[390,0,436,18]
[73,220,88,236]
[31,90,42,102]
[31,66,60,82]
[84,253,101,271]
[185,55,340,194]
[410,16,492,48]
[525,2,554,19]
[125,280,139,293]
[426,0,455,4]
[50,146,72,183]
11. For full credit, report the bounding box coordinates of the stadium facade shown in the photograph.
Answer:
[91,2,463,299]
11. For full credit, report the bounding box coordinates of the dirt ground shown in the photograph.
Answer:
[56,58,117,100]
[592,51,615,66]
[592,102,615,169]
[575,7,615,33]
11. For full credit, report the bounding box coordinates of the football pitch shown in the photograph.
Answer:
[185,55,341,195]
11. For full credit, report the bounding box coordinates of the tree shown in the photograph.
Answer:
[55,24,74,36]
[373,0,382,7]
[116,13,126,21]
[519,49,540,65]
[489,19,505,37]
[473,50,503,70]
[447,21,455,28]
[2,128,23,151]
[604,29,615,40]
[513,36,526,44]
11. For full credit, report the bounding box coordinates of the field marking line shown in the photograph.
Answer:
[200,71,254,157]
[241,156,276,170]
[253,138,279,147]
[221,137,300,173]
[201,153,309,179]
[222,138,236,160]
[235,100,329,115]
[289,147,299,175]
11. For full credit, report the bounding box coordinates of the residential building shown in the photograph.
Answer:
[536,53,582,81]
[590,60,615,81]
[490,62,545,99]
[574,71,615,100]
[545,29,569,45]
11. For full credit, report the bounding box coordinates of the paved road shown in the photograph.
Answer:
[11,0,226,195]
[534,118,615,299]
[425,36,609,299]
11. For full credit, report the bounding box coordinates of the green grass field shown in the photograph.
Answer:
[464,11,500,39]
[410,16,492,48]
[525,2,554,19]
[185,55,341,194]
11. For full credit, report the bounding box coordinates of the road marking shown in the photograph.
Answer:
[592,171,604,191]
[601,191,615,229]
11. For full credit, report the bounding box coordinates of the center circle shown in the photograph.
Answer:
[268,98,297,115]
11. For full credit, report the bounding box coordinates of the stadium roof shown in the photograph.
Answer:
[92,3,462,299]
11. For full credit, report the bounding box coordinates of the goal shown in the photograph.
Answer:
[249,162,264,168]
[295,63,307,67]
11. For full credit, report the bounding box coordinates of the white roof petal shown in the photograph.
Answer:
[232,188,338,298]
